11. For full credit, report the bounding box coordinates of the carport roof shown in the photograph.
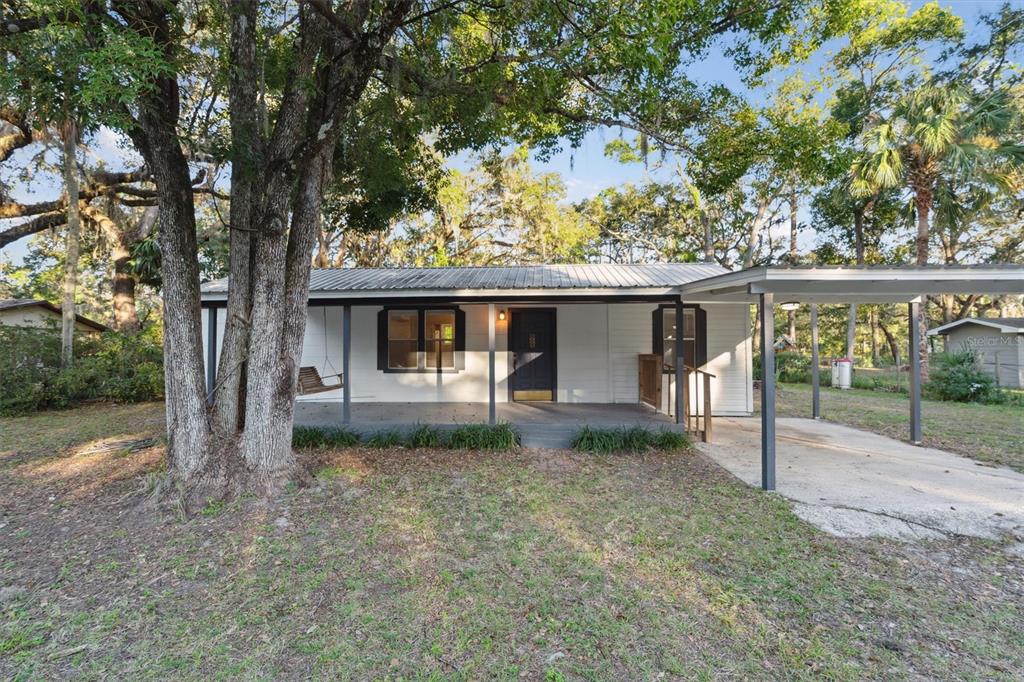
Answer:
[679,265,1024,303]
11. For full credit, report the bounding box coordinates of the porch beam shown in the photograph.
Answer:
[675,300,684,425]
[342,304,351,425]
[810,303,820,420]
[759,293,776,491]
[488,303,496,425]
[908,301,922,445]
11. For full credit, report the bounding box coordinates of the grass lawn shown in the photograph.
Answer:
[767,383,1024,473]
[2,403,1023,680]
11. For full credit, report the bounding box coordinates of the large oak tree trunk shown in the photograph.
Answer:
[60,119,81,368]
[115,0,411,510]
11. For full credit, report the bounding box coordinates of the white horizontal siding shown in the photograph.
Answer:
[702,303,753,415]
[556,304,610,403]
[199,300,754,412]
[609,303,653,404]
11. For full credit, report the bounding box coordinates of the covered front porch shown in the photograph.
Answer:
[295,401,681,448]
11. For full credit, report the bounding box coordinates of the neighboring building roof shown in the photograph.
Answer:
[201,263,730,298]
[928,317,1024,336]
[0,298,110,332]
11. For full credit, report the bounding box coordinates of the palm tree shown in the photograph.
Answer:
[858,85,1022,262]
[853,83,1023,378]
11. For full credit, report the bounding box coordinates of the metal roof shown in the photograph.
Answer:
[679,265,1024,304]
[928,317,1024,336]
[201,263,729,296]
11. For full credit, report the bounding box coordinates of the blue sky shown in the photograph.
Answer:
[0,0,1012,266]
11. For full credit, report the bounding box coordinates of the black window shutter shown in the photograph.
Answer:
[652,307,663,356]
[695,306,708,368]
[454,307,466,370]
[376,308,388,370]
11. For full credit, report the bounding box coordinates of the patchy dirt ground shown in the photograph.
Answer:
[2,403,1023,680]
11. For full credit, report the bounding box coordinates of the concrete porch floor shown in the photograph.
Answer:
[698,417,1024,545]
[294,401,679,448]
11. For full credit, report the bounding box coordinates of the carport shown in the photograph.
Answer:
[679,265,1024,491]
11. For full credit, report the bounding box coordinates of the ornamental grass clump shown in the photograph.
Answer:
[447,423,520,450]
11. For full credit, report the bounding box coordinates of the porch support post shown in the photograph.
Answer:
[488,303,496,425]
[759,293,776,491]
[908,300,922,445]
[342,304,351,425]
[205,306,217,404]
[810,303,821,420]
[674,299,684,425]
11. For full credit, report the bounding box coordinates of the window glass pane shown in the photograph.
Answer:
[424,310,456,369]
[388,340,418,368]
[662,308,697,370]
[425,310,454,341]
[388,310,418,340]
[662,308,676,370]
[426,340,455,369]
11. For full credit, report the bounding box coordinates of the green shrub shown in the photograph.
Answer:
[447,422,520,450]
[775,351,809,383]
[291,426,361,449]
[925,352,998,403]
[0,327,164,415]
[851,373,879,390]
[650,429,690,450]
[365,430,404,448]
[406,424,443,448]
[571,426,689,454]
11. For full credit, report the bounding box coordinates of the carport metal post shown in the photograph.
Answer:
[675,300,684,425]
[759,293,776,491]
[342,304,351,425]
[810,303,820,419]
[488,303,496,426]
[908,300,922,445]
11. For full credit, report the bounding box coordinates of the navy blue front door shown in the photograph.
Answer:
[509,309,556,401]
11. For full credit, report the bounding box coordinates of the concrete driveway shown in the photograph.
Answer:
[698,417,1024,545]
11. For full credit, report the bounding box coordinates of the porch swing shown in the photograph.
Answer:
[298,308,344,395]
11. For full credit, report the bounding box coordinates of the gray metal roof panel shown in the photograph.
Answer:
[200,263,729,295]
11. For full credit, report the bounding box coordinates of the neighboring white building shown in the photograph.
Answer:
[200,264,753,416]
[928,317,1024,388]
[0,298,109,334]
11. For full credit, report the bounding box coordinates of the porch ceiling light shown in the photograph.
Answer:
[779,301,801,311]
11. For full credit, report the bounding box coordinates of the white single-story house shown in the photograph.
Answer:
[928,317,1024,388]
[0,298,109,334]
[201,264,749,426]
[200,263,1024,491]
